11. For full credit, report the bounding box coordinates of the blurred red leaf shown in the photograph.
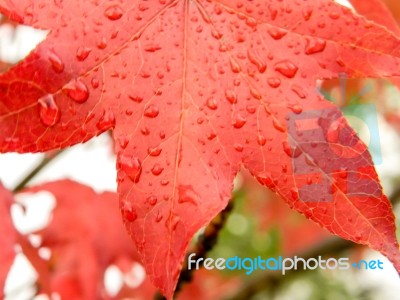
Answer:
[0,184,17,299]
[21,180,152,299]
[350,0,400,36]
[381,0,400,24]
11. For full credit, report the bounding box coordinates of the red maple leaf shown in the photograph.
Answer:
[20,180,145,299]
[1,1,400,298]
[0,184,17,299]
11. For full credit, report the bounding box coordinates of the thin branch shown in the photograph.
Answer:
[13,150,64,193]
[154,200,234,300]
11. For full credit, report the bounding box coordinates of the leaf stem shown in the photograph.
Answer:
[12,150,64,193]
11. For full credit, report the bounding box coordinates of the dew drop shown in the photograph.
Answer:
[118,137,129,149]
[267,27,288,40]
[290,188,299,200]
[250,86,262,100]
[97,109,116,130]
[233,115,246,129]
[257,134,266,146]
[144,105,159,118]
[291,85,307,99]
[305,37,326,55]
[267,77,281,88]
[48,51,64,73]
[246,105,257,114]
[104,4,123,20]
[160,179,169,186]
[91,78,100,89]
[255,172,276,189]
[118,154,142,183]
[151,164,164,176]
[282,141,302,158]
[76,47,92,61]
[326,120,341,143]
[225,89,237,104]
[273,119,286,132]
[247,49,267,73]
[288,104,303,114]
[141,127,150,136]
[245,17,257,28]
[303,6,313,20]
[229,58,241,73]
[148,147,162,157]
[329,11,340,20]
[274,60,298,78]
[155,211,163,223]
[128,94,143,103]
[38,94,61,127]
[63,79,89,103]
[144,44,162,52]
[178,185,198,205]
[206,97,218,110]
[234,143,244,152]
[97,37,108,49]
[122,205,137,222]
[147,196,158,206]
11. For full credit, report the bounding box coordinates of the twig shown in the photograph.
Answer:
[154,200,234,300]
[12,150,64,193]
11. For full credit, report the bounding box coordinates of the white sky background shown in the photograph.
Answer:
[1,1,400,299]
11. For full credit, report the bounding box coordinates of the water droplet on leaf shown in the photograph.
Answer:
[147,196,158,206]
[268,27,288,40]
[275,60,298,78]
[76,47,92,61]
[38,94,61,127]
[148,147,162,156]
[233,115,246,129]
[225,89,237,104]
[97,109,116,130]
[144,105,159,118]
[151,164,164,176]
[268,78,281,88]
[305,37,326,55]
[105,4,123,20]
[48,51,64,73]
[63,79,89,103]
[118,154,142,183]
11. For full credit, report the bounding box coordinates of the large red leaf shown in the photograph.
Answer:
[1,1,400,298]
[0,184,17,298]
